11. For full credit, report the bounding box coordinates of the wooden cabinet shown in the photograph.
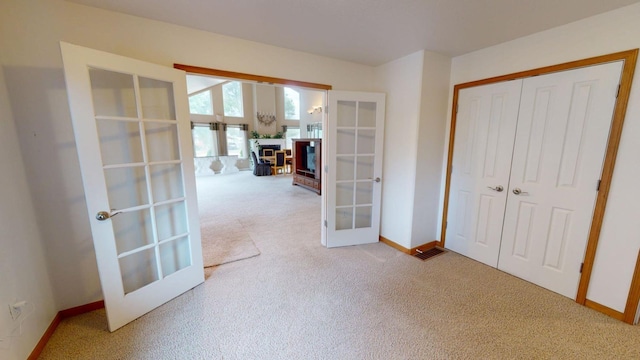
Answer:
[292,138,321,195]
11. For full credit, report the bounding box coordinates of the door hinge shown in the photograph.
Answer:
[616,84,621,98]
[325,106,328,114]
[597,180,601,191]
[580,262,584,273]
[455,104,459,113]
[324,165,329,173]
[446,221,448,229]
[324,220,327,227]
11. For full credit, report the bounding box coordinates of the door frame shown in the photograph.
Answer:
[173,64,332,90]
[439,49,638,317]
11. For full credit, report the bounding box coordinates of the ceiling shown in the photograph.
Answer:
[67,0,640,66]
[186,75,225,94]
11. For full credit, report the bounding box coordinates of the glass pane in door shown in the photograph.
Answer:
[150,164,184,202]
[89,68,137,118]
[160,236,191,277]
[357,129,375,154]
[337,101,356,126]
[119,248,159,294]
[336,208,354,230]
[358,102,377,127]
[97,119,143,165]
[356,156,374,180]
[139,77,177,120]
[336,156,355,181]
[355,182,373,205]
[145,123,181,162]
[337,129,356,154]
[355,206,373,228]
[112,209,154,255]
[155,201,188,241]
[336,182,354,207]
[104,166,149,209]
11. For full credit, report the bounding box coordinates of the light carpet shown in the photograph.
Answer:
[197,173,262,266]
[39,172,640,359]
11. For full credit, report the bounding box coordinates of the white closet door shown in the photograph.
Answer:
[498,61,623,298]
[445,80,522,267]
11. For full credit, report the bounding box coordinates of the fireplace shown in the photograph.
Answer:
[259,145,281,156]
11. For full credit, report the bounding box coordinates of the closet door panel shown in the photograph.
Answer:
[445,80,523,267]
[498,61,623,298]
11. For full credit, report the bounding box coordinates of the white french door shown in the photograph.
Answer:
[61,42,204,331]
[497,61,623,298]
[325,91,385,248]
[446,61,623,298]
[445,80,523,266]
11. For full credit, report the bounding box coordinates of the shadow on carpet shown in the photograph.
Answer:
[200,220,261,267]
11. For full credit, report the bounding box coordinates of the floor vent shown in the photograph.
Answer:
[414,247,445,261]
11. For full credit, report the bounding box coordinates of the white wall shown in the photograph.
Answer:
[410,52,451,248]
[374,51,424,249]
[0,66,57,359]
[373,50,452,249]
[298,88,325,138]
[0,0,376,317]
[445,2,640,313]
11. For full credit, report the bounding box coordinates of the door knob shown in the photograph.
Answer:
[512,188,528,195]
[373,177,381,183]
[487,185,504,192]
[96,210,122,221]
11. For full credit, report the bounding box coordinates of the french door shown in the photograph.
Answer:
[61,42,204,331]
[446,61,623,298]
[325,91,385,247]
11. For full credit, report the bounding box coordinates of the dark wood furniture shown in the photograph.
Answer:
[292,138,321,195]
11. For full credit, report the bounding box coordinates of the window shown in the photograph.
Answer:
[284,87,300,120]
[226,125,246,157]
[222,81,244,117]
[188,90,213,115]
[192,125,215,157]
[285,127,301,149]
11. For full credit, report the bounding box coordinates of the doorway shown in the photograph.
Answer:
[178,69,329,266]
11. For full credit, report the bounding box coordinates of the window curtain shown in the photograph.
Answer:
[240,124,249,159]
[217,122,228,156]
[209,122,221,157]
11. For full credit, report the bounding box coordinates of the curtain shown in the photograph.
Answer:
[239,124,249,159]
[208,122,221,157]
[217,122,228,156]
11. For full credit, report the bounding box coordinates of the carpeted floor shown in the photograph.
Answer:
[197,173,262,267]
[39,172,640,359]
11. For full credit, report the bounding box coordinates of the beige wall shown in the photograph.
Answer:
[0,63,57,360]
[374,51,424,248]
[410,51,451,248]
[374,50,452,250]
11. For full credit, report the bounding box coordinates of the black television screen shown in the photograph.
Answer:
[306,145,316,172]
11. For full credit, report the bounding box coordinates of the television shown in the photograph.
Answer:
[305,145,316,172]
